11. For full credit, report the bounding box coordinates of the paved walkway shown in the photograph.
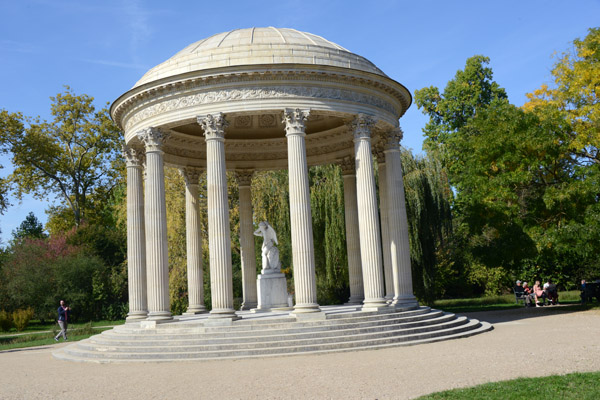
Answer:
[0,307,598,399]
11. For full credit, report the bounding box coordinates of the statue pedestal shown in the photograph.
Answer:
[252,272,291,312]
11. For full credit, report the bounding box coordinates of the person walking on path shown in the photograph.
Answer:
[54,300,71,341]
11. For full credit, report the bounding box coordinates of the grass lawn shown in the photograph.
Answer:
[1,319,125,335]
[0,319,124,351]
[0,327,113,351]
[433,290,594,313]
[416,371,600,399]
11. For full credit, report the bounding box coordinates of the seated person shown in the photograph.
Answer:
[514,280,524,294]
[533,280,547,307]
[581,279,591,303]
[545,279,558,305]
[522,282,534,307]
[514,280,525,302]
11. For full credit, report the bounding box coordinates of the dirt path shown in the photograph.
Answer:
[1,308,598,399]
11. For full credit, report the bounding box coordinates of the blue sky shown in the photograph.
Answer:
[0,0,598,241]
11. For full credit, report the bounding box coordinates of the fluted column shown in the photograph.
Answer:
[375,147,394,301]
[385,128,418,307]
[123,145,148,321]
[180,167,207,315]
[351,114,387,310]
[237,170,258,310]
[198,113,237,319]
[138,128,172,321]
[340,157,364,305]
[284,108,320,313]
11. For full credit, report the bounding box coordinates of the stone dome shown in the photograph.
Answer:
[134,27,386,88]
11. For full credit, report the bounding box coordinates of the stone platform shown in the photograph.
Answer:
[53,305,492,363]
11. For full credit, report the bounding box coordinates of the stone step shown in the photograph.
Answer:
[114,306,431,335]
[85,314,463,350]
[101,309,445,340]
[53,308,493,363]
[54,319,488,362]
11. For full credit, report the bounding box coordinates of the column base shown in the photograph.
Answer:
[292,303,321,314]
[125,311,148,323]
[183,305,207,315]
[345,295,364,305]
[146,311,173,321]
[240,302,258,311]
[391,295,419,308]
[361,297,389,312]
[209,308,240,320]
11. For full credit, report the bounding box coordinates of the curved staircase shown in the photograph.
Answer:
[53,305,492,363]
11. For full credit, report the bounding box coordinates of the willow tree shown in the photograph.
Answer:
[401,148,453,304]
[310,164,348,304]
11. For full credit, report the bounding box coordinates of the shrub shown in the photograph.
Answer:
[12,308,34,331]
[0,310,12,331]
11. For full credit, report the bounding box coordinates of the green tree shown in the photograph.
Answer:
[524,27,600,165]
[12,212,47,241]
[401,148,454,303]
[414,55,507,155]
[0,87,122,229]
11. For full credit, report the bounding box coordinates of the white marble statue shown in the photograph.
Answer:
[254,221,281,274]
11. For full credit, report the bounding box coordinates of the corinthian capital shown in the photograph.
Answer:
[384,128,404,151]
[338,156,356,175]
[179,167,203,187]
[235,170,254,187]
[137,127,170,152]
[283,108,310,137]
[372,136,386,163]
[122,144,144,167]
[198,113,228,141]
[350,113,375,141]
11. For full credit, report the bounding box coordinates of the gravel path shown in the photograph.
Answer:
[1,307,598,399]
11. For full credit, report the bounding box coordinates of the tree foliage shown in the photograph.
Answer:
[12,212,47,242]
[524,27,600,165]
[415,55,507,156]
[0,87,122,228]
[401,148,453,303]
[415,30,600,293]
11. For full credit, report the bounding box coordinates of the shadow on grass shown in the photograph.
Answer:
[444,303,599,324]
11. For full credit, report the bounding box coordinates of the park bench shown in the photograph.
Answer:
[514,288,526,304]
[581,282,600,303]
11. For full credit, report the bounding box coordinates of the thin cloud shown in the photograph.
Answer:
[123,0,152,64]
[0,40,41,54]
[80,58,148,70]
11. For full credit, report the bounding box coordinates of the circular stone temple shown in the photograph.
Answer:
[111,27,416,321]
[53,28,493,363]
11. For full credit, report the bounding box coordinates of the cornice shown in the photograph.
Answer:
[112,67,410,129]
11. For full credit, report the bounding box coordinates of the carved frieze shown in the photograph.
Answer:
[123,85,396,131]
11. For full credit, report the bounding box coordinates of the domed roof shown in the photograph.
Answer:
[134,27,386,88]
